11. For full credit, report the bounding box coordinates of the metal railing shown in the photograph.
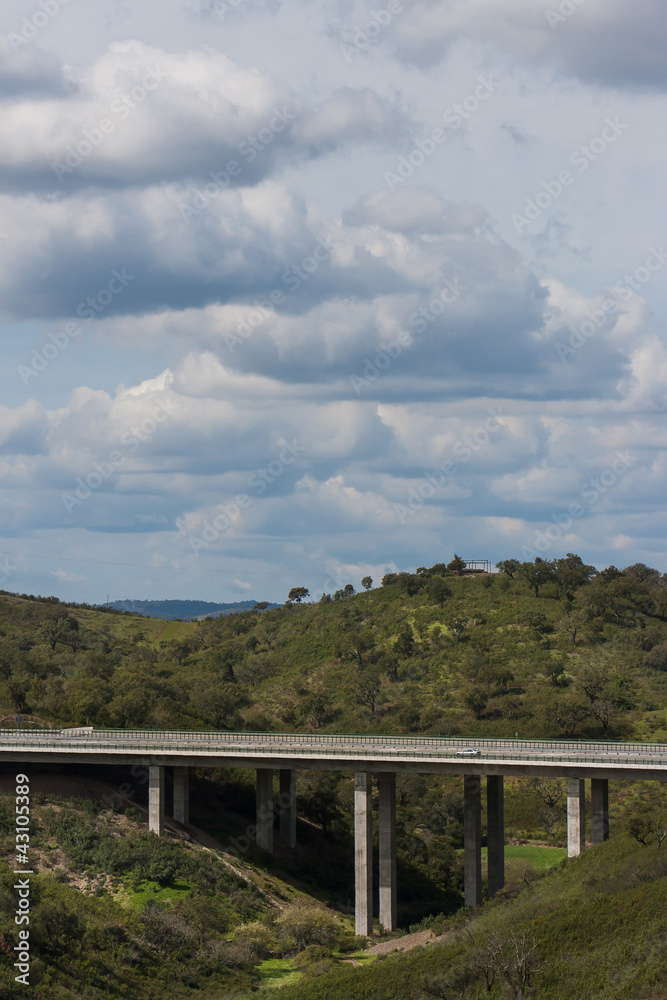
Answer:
[0,728,666,753]
[0,729,665,769]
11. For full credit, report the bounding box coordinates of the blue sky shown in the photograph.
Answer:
[0,0,666,605]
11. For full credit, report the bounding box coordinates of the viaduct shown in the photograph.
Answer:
[2,729,666,935]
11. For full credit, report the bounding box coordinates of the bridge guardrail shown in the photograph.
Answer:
[0,736,665,768]
[0,728,666,755]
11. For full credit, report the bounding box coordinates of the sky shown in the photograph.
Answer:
[0,0,666,606]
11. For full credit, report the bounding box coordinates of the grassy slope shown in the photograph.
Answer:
[276,835,667,1000]
[2,571,667,740]
[0,784,355,999]
[1,573,667,996]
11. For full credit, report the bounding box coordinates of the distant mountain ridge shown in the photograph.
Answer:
[103,599,274,620]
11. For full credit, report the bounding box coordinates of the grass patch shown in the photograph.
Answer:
[115,878,194,908]
[486,844,567,870]
[257,958,302,988]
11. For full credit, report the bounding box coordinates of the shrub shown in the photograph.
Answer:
[646,643,667,670]
[275,903,341,954]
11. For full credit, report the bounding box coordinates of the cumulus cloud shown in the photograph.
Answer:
[378,0,667,90]
[0,36,70,97]
[0,1,665,602]
[0,41,407,195]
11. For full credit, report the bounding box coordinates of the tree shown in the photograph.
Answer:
[496,558,520,578]
[287,587,309,604]
[253,601,269,611]
[590,698,615,733]
[558,607,586,645]
[496,931,543,1000]
[361,576,373,590]
[355,667,381,713]
[552,553,596,598]
[447,614,469,642]
[576,661,609,704]
[464,686,488,719]
[298,772,342,836]
[396,572,422,597]
[647,643,667,671]
[528,777,566,842]
[337,628,375,668]
[429,577,452,607]
[546,701,589,737]
[447,554,466,576]
[41,612,79,651]
[394,624,415,658]
[517,557,554,598]
[655,817,667,850]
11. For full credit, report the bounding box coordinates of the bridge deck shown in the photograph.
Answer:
[1,729,666,780]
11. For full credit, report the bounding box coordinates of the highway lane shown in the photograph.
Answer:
[1,729,667,779]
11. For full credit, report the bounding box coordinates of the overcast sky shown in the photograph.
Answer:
[0,0,666,605]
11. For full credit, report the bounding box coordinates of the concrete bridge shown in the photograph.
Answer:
[3,728,666,934]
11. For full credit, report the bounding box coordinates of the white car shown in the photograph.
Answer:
[455,748,481,757]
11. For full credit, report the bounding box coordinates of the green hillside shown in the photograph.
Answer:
[274,832,667,1000]
[2,554,665,740]
[0,555,666,997]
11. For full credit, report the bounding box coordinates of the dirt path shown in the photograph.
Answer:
[343,928,453,965]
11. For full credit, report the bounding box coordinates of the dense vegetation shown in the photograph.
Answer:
[0,790,360,998]
[0,552,666,997]
[2,553,666,741]
[275,831,667,1000]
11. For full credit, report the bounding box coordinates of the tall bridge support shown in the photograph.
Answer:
[487,775,505,898]
[354,772,373,936]
[149,765,165,836]
[464,774,482,906]
[279,769,297,848]
[591,778,609,845]
[567,778,586,856]
[378,772,397,932]
[173,766,189,825]
[256,769,274,853]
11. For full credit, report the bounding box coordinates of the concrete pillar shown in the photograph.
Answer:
[487,775,505,898]
[591,778,609,845]
[279,769,297,848]
[567,778,586,857]
[354,772,373,936]
[149,765,165,836]
[173,766,189,825]
[256,769,274,853]
[464,774,482,907]
[378,772,397,932]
